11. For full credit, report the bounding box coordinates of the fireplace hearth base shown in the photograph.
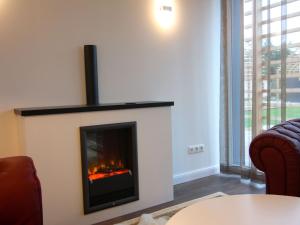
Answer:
[15,105,174,225]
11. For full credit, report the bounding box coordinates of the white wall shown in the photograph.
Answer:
[0,0,220,180]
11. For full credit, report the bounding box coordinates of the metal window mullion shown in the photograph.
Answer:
[252,0,258,138]
[227,0,234,167]
[240,0,246,169]
[250,0,260,178]
[220,0,231,167]
[267,0,271,129]
[281,0,288,121]
[253,0,263,136]
[254,0,265,174]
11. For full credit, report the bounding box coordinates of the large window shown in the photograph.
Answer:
[243,0,300,166]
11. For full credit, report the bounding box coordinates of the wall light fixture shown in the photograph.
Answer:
[155,0,175,30]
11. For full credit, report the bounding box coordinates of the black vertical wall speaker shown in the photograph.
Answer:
[84,45,99,105]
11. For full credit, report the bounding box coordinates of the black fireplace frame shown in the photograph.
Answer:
[80,122,139,214]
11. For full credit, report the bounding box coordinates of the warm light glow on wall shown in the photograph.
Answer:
[155,0,176,30]
[0,0,5,8]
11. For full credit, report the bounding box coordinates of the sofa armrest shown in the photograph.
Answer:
[250,120,300,196]
[0,156,43,225]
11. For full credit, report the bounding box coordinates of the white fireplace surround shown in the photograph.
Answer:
[16,106,173,225]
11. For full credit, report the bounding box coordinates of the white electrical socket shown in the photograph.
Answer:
[187,146,194,154]
[199,144,205,152]
[187,144,205,154]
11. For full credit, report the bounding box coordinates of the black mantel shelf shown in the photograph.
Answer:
[14,101,174,117]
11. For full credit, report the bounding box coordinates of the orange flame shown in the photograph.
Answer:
[88,160,128,181]
[88,169,130,181]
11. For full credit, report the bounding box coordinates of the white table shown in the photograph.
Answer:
[166,194,300,225]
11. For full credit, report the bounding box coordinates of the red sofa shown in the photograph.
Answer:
[250,119,300,196]
[0,156,43,225]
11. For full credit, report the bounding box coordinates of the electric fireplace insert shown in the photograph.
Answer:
[80,122,139,214]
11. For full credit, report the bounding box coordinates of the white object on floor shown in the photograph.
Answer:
[137,214,170,225]
[115,192,226,225]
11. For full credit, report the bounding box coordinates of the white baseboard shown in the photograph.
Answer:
[173,165,220,185]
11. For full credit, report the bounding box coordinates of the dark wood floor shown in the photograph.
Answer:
[95,174,265,225]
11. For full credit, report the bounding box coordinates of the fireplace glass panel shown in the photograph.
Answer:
[80,122,139,214]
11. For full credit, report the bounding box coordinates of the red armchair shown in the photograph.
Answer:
[0,156,43,225]
[250,119,300,196]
